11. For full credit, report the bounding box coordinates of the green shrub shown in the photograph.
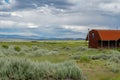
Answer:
[109,56,120,63]
[109,62,120,73]
[80,56,91,62]
[31,46,39,51]
[0,45,60,56]
[1,45,9,49]
[76,46,89,51]
[62,46,71,51]
[106,50,120,54]
[90,54,111,60]
[0,57,85,80]
[14,46,21,52]
[71,55,81,60]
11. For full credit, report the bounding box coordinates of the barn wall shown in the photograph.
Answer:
[87,30,120,48]
[88,30,101,48]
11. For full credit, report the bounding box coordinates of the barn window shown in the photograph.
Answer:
[92,33,94,38]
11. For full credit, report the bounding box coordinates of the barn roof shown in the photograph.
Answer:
[94,29,120,41]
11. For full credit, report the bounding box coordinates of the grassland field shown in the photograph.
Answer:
[0,40,120,80]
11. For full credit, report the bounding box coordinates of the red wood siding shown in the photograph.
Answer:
[88,30,101,48]
[86,29,120,48]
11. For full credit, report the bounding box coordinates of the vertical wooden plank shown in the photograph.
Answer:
[108,40,110,48]
[115,40,117,48]
[101,41,103,48]
[88,28,90,48]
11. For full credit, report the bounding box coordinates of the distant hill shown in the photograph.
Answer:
[0,34,84,41]
[36,38,85,40]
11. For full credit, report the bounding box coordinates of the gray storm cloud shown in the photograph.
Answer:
[0,0,120,38]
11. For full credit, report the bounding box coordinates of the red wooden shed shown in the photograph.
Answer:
[86,29,120,48]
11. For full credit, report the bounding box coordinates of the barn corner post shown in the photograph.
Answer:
[108,40,110,49]
[101,40,103,49]
[115,40,117,48]
[88,28,90,48]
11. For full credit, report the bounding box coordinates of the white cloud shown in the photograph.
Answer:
[0,12,10,17]
[62,25,109,33]
[0,0,120,38]
[0,20,38,29]
[11,12,23,17]
[99,2,120,14]
[27,23,38,28]
[0,12,23,18]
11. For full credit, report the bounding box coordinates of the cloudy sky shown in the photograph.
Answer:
[0,0,120,39]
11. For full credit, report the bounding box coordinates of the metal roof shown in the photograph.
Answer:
[95,29,120,41]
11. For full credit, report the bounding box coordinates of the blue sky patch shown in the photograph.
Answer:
[5,0,10,4]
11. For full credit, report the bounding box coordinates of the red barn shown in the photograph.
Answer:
[86,29,120,48]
